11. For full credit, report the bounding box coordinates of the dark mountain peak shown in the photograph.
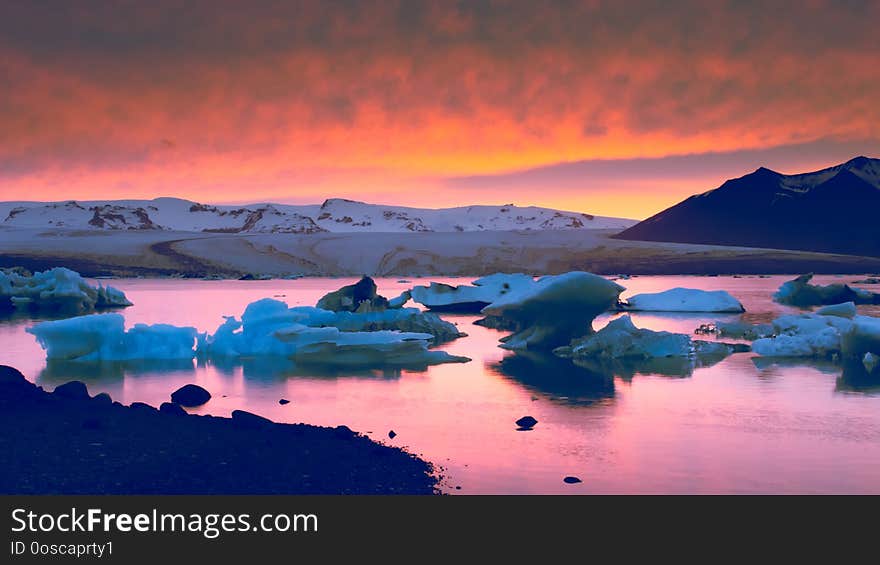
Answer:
[844,155,873,167]
[754,166,781,176]
[811,167,878,196]
[615,156,880,257]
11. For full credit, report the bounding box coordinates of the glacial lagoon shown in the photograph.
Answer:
[3,275,880,494]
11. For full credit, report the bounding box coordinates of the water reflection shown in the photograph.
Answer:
[751,356,880,395]
[837,362,880,394]
[751,356,841,375]
[37,358,195,386]
[489,352,615,406]
[572,348,733,381]
[203,356,412,381]
[35,354,433,386]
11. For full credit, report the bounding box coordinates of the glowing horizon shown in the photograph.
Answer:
[1,1,878,219]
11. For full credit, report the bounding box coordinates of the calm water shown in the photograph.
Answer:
[3,275,880,494]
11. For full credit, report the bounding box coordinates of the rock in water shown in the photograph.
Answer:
[316,276,389,312]
[170,384,211,407]
[388,430,397,439]
[516,416,538,429]
[53,381,90,401]
[563,476,582,484]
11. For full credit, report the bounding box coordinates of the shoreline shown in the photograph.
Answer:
[2,228,879,278]
[0,366,438,495]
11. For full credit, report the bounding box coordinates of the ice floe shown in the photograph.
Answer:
[27,314,196,361]
[620,287,744,313]
[773,273,880,307]
[1,267,131,314]
[556,315,740,361]
[750,308,880,361]
[480,271,624,350]
[410,273,535,312]
[28,293,467,368]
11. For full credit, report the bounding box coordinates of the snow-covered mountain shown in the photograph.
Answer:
[0,197,635,234]
[616,156,880,257]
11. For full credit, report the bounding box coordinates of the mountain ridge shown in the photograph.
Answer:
[0,197,636,234]
[616,155,880,257]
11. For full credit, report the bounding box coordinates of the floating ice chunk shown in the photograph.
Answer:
[0,267,131,314]
[481,271,624,350]
[27,313,197,361]
[753,334,829,357]
[774,273,880,307]
[387,290,411,309]
[561,315,692,359]
[751,311,880,359]
[815,301,857,318]
[556,315,741,373]
[192,296,467,368]
[410,273,535,312]
[621,288,744,313]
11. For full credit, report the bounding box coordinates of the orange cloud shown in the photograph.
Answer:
[0,1,878,217]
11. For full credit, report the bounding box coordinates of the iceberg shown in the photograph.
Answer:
[751,308,880,361]
[27,313,197,361]
[557,315,739,361]
[26,278,470,369]
[197,297,464,358]
[815,301,857,318]
[29,303,468,368]
[0,267,132,314]
[773,273,880,307]
[410,273,535,313]
[620,288,744,313]
[480,271,624,350]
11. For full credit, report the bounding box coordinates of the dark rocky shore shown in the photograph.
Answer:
[0,366,438,494]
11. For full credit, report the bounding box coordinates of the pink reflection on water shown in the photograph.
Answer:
[1,275,880,493]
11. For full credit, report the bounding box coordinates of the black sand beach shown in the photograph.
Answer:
[0,366,438,494]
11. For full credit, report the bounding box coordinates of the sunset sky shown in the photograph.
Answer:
[1,0,878,219]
